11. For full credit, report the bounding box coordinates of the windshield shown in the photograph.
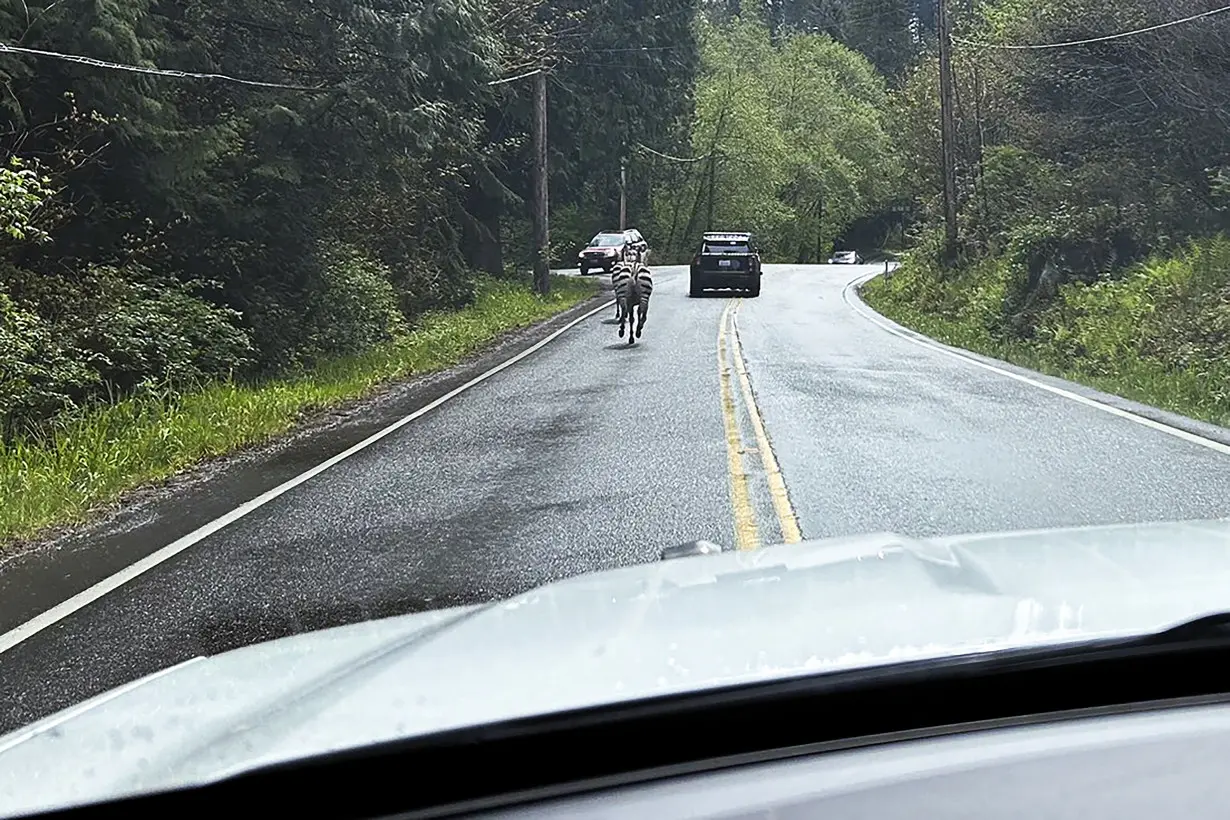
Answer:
[4,0,1230,814]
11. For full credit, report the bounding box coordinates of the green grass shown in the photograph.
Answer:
[0,275,597,547]
[861,239,1230,431]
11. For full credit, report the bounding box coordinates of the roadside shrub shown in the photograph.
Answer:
[387,254,476,320]
[0,262,253,437]
[299,243,407,363]
[0,286,97,436]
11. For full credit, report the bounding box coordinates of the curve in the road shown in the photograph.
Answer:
[843,270,1230,457]
[735,263,1230,543]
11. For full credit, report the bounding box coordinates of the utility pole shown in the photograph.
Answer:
[814,192,823,263]
[972,58,989,238]
[937,0,959,262]
[705,152,717,231]
[619,154,627,230]
[531,68,550,295]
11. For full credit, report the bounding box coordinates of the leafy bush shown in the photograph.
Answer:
[300,243,407,363]
[0,286,98,435]
[0,158,56,244]
[0,262,252,437]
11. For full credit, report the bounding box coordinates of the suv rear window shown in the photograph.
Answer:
[591,234,624,247]
[703,240,750,254]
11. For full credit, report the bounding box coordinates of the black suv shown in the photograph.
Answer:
[577,228,648,275]
[689,232,762,297]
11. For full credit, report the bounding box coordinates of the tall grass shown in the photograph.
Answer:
[0,276,597,547]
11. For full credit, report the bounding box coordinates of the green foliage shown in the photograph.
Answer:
[0,158,55,243]
[651,14,900,261]
[917,0,1229,273]
[299,244,409,365]
[0,0,504,379]
[0,262,253,437]
[0,286,99,434]
[885,0,1230,411]
[0,0,647,440]
[708,0,923,79]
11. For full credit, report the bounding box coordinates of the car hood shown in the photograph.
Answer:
[4,517,1230,815]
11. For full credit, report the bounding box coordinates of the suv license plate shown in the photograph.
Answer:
[719,259,733,267]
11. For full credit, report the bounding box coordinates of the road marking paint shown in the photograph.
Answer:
[842,272,1230,457]
[0,297,617,657]
[729,303,803,544]
[717,300,761,550]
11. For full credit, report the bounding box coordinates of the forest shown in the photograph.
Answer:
[3,0,1230,538]
[0,0,936,441]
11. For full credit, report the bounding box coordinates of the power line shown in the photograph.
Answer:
[634,142,711,163]
[0,41,328,91]
[1,38,554,94]
[955,3,1230,50]
[580,45,686,53]
[487,66,543,86]
[0,37,684,91]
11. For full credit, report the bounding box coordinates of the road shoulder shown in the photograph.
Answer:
[847,272,1230,451]
[0,290,612,636]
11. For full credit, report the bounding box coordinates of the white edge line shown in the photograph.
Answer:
[0,298,616,656]
[842,271,1230,457]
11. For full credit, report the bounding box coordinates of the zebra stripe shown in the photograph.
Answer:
[613,262,653,343]
[611,260,635,322]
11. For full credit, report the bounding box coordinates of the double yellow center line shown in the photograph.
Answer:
[717,300,802,550]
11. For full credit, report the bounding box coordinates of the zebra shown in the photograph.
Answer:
[612,260,653,344]
[611,246,641,322]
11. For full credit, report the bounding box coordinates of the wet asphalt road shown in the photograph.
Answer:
[3,263,1230,732]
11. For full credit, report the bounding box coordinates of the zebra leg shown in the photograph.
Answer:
[636,299,648,338]
[618,302,626,337]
